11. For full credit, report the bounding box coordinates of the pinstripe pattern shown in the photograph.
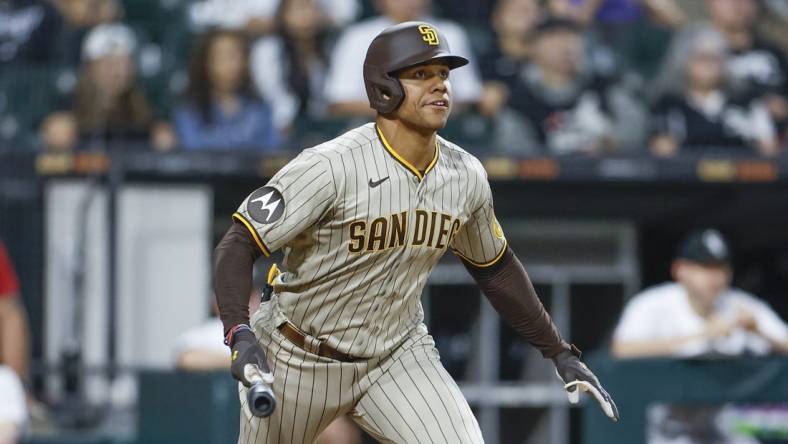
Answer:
[240,307,484,443]
[234,123,503,443]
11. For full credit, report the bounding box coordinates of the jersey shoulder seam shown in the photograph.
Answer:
[309,128,376,156]
[439,138,485,170]
[302,128,376,203]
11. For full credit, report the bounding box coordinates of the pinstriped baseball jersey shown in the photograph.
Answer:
[234,122,506,358]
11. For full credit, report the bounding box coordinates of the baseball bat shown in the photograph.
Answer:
[244,364,277,417]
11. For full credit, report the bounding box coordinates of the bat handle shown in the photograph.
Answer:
[244,364,277,418]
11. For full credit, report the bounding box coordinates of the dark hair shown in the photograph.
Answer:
[185,29,255,124]
[533,16,581,37]
[274,0,331,115]
[73,60,153,139]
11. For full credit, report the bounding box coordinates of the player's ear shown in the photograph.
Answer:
[670,259,684,281]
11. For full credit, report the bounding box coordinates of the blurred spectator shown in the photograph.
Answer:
[0,0,62,64]
[611,229,788,359]
[475,0,542,118]
[55,0,120,27]
[480,0,542,85]
[39,23,175,151]
[323,0,482,117]
[39,112,77,151]
[546,0,685,29]
[0,239,29,444]
[173,310,230,370]
[660,0,788,143]
[703,0,786,79]
[757,0,788,56]
[495,17,642,155]
[174,30,280,151]
[188,0,358,35]
[174,262,267,370]
[174,296,260,370]
[431,0,493,24]
[707,0,788,143]
[546,0,685,79]
[251,0,334,132]
[52,0,123,65]
[666,0,788,55]
[649,28,778,157]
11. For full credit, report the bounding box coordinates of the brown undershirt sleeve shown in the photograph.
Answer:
[213,222,262,335]
[461,246,571,358]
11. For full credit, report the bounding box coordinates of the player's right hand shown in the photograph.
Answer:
[230,329,273,387]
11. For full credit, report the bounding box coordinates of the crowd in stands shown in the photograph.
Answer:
[2,0,788,156]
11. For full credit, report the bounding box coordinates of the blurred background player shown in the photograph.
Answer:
[611,228,788,358]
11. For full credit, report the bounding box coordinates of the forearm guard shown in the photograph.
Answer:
[214,223,261,334]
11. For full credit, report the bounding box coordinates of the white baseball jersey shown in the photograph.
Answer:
[614,282,788,357]
[233,122,506,358]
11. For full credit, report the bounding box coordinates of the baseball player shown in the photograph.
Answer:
[214,21,618,444]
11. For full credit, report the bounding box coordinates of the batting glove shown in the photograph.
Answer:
[230,328,273,387]
[552,348,619,421]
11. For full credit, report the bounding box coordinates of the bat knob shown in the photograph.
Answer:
[247,382,277,418]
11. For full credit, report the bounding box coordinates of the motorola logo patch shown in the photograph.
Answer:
[248,186,285,224]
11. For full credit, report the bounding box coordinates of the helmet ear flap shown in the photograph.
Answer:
[369,73,405,115]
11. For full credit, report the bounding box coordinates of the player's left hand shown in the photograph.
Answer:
[552,348,619,421]
[231,329,273,388]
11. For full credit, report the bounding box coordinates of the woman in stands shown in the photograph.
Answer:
[250,0,336,135]
[40,23,173,151]
[174,30,280,151]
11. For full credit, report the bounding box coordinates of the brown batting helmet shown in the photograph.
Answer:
[363,21,469,114]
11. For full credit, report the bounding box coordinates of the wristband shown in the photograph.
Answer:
[224,324,253,347]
